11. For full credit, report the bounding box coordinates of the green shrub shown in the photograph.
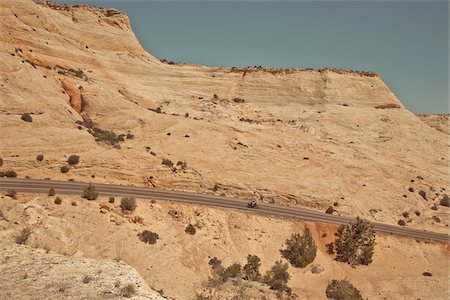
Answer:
[120,197,137,212]
[82,183,98,200]
[21,113,32,122]
[243,254,261,281]
[138,230,159,244]
[325,280,363,300]
[36,154,44,161]
[262,261,290,292]
[48,187,56,196]
[334,217,375,266]
[185,224,196,235]
[280,228,317,268]
[54,197,62,205]
[223,263,241,279]
[60,165,69,173]
[67,155,80,165]
[15,227,31,244]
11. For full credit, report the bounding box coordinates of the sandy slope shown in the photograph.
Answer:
[0,193,448,299]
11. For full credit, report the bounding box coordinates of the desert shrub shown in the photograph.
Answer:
[120,197,137,212]
[398,219,406,226]
[326,206,334,214]
[6,190,17,199]
[54,197,62,205]
[82,183,98,200]
[71,201,77,206]
[60,165,69,173]
[67,155,80,165]
[21,113,33,122]
[223,263,241,279]
[422,272,432,277]
[280,228,317,268]
[262,261,290,292]
[325,280,363,300]
[243,254,261,281]
[93,129,120,145]
[36,154,44,161]
[208,257,222,270]
[162,158,173,167]
[138,230,159,244]
[334,217,375,267]
[109,197,115,203]
[5,170,17,178]
[126,133,134,139]
[121,284,136,298]
[0,157,3,167]
[15,227,31,244]
[232,98,245,103]
[402,211,409,218]
[48,187,56,196]
[185,224,196,235]
[374,103,400,109]
[439,194,450,207]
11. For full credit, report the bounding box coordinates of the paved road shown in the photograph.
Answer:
[1,178,448,243]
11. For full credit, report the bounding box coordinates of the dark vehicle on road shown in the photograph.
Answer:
[247,200,258,208]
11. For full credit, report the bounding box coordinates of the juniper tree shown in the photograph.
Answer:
[280,228,317,268]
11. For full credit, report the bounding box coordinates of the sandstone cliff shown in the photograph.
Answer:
[0,0,448,232]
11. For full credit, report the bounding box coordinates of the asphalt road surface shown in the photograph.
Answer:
[1,178,448,243]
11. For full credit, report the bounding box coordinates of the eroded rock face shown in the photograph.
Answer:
[0,241,165,300]
[0,0,448,229]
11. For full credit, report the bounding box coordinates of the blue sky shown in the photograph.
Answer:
[58,0,449,114]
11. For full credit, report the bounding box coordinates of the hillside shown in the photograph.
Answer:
[1,0,448,231]
[0,192,448,299]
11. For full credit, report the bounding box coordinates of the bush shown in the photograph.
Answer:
[243,254,261,281]
[6,190,17,199]
[185,224,196,235]
[36,154,44,161]
[262,261,290,292]
[398,219,406,226]
[326,206,334,214]
[223,263,241,279]
[325,280,363,300]
[48,187,56,196]
[60,165,69,173]
[71,201,77,206]
[208,257,222,270]
[138,230,159,244]
[120,197,137,212]
[82,183,98,200]
[334,217,376,266]
[54,197,62,205]
[5,170,17,178]
[0,157,2,167]
[93,129,120,145]
[121,284,136,298]
[21,113,32,122]
[280,228,317,268]
[162,158,173,167]
[109,197,115,203]
[15,227,31,244]
[440,194,450,207]
[67,155,80,165]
